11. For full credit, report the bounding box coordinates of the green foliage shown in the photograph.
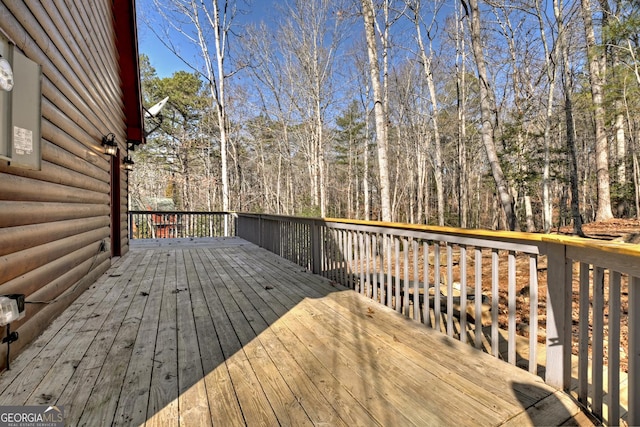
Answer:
[298,204,322,218]
[334,100,366,160]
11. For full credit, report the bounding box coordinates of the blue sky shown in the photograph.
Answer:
[137,0,279,77]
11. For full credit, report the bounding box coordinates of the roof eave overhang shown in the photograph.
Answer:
[113,0,144,145]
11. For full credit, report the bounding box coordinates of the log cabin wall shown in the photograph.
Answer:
[0,0,143,370]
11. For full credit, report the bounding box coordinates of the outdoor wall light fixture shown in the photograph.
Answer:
[0,294,25,370]
[123,156,134,171]
[101,133,118,156]
[127,139,142,151]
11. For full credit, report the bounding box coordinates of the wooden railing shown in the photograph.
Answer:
[236,213,639,426]
[128,211,637,424]
[128,211,236,239]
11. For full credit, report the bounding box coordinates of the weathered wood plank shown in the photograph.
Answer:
[213,247,370,425]
[321,291,552,411]
[51,250,152,424]
[501,390,586,427]
[3,256,139,409]
[211,250,324,426]
[285,300,472,426]
[0,252,138,399]
[74,250,158,426]
[189,250,245,426]
[146,249,179,426]
[223,246,477,425]
[112,249,167,426]
[176,250,211,427]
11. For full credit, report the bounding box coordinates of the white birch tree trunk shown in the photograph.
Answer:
[411,2,445,226]
[362,0,392,222]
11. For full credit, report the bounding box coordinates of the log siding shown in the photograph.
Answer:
[0,0,142,370]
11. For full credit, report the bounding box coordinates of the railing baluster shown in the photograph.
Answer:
[360,232,366,295]
[460,245,467,343]
[352,232,358,291]
[372,234,378,302]
[630,276,640,426]
[342,230,348,287]
[475,248,483,349]
[394,237,400,313]
[593,266,605,420]
[434,243,441,331]
[609,271,621,425]
[423,241,431,328]
[508,250,516,365]
[578,262,590,405]
[491,249,499,358]
[413,239,420,322]
[379,236,385,307]
[403,238,410,318]
[529,254,538,375]
[447,243,454,336]
[387,235,393,308]
[366,233,371,298]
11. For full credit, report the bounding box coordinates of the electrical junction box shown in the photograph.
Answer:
[0,33,42,170]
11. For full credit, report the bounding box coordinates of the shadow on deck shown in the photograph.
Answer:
[0,238,591,426]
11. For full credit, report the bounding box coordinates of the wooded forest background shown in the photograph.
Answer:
[132,0,640,233]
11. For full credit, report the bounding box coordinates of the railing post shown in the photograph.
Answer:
[311,220,321,275]
[128,212,133,240]
[629,276,640,426]
[545,242,572,390]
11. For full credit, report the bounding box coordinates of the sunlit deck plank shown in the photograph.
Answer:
[212,245,381,425]
[195,247,282,426]
[205,275,314,425]
[0,238,588,426]
[205,250,349,426]
[174,249,210,427]
[188,249,245,425]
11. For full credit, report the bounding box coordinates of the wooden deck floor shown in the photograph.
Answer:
[0,238,589,426]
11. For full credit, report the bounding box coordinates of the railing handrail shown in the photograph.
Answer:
[129,210,235,215]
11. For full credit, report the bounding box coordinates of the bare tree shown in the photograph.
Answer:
[277,0,347,217]
[455,1,469,228]
[150,0,240,212]
[534,0,558,233]
[464,0,517,230]
[406,0,445,226]
[556,0,584,235]
[362,0,392,222]
[581,0,614,220]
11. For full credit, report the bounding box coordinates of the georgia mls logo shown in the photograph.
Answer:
[0,405,64,427]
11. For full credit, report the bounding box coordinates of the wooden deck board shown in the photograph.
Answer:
[0,238,590,426]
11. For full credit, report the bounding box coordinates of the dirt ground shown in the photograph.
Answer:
[458,218,638,373]
[557,217,640,242]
